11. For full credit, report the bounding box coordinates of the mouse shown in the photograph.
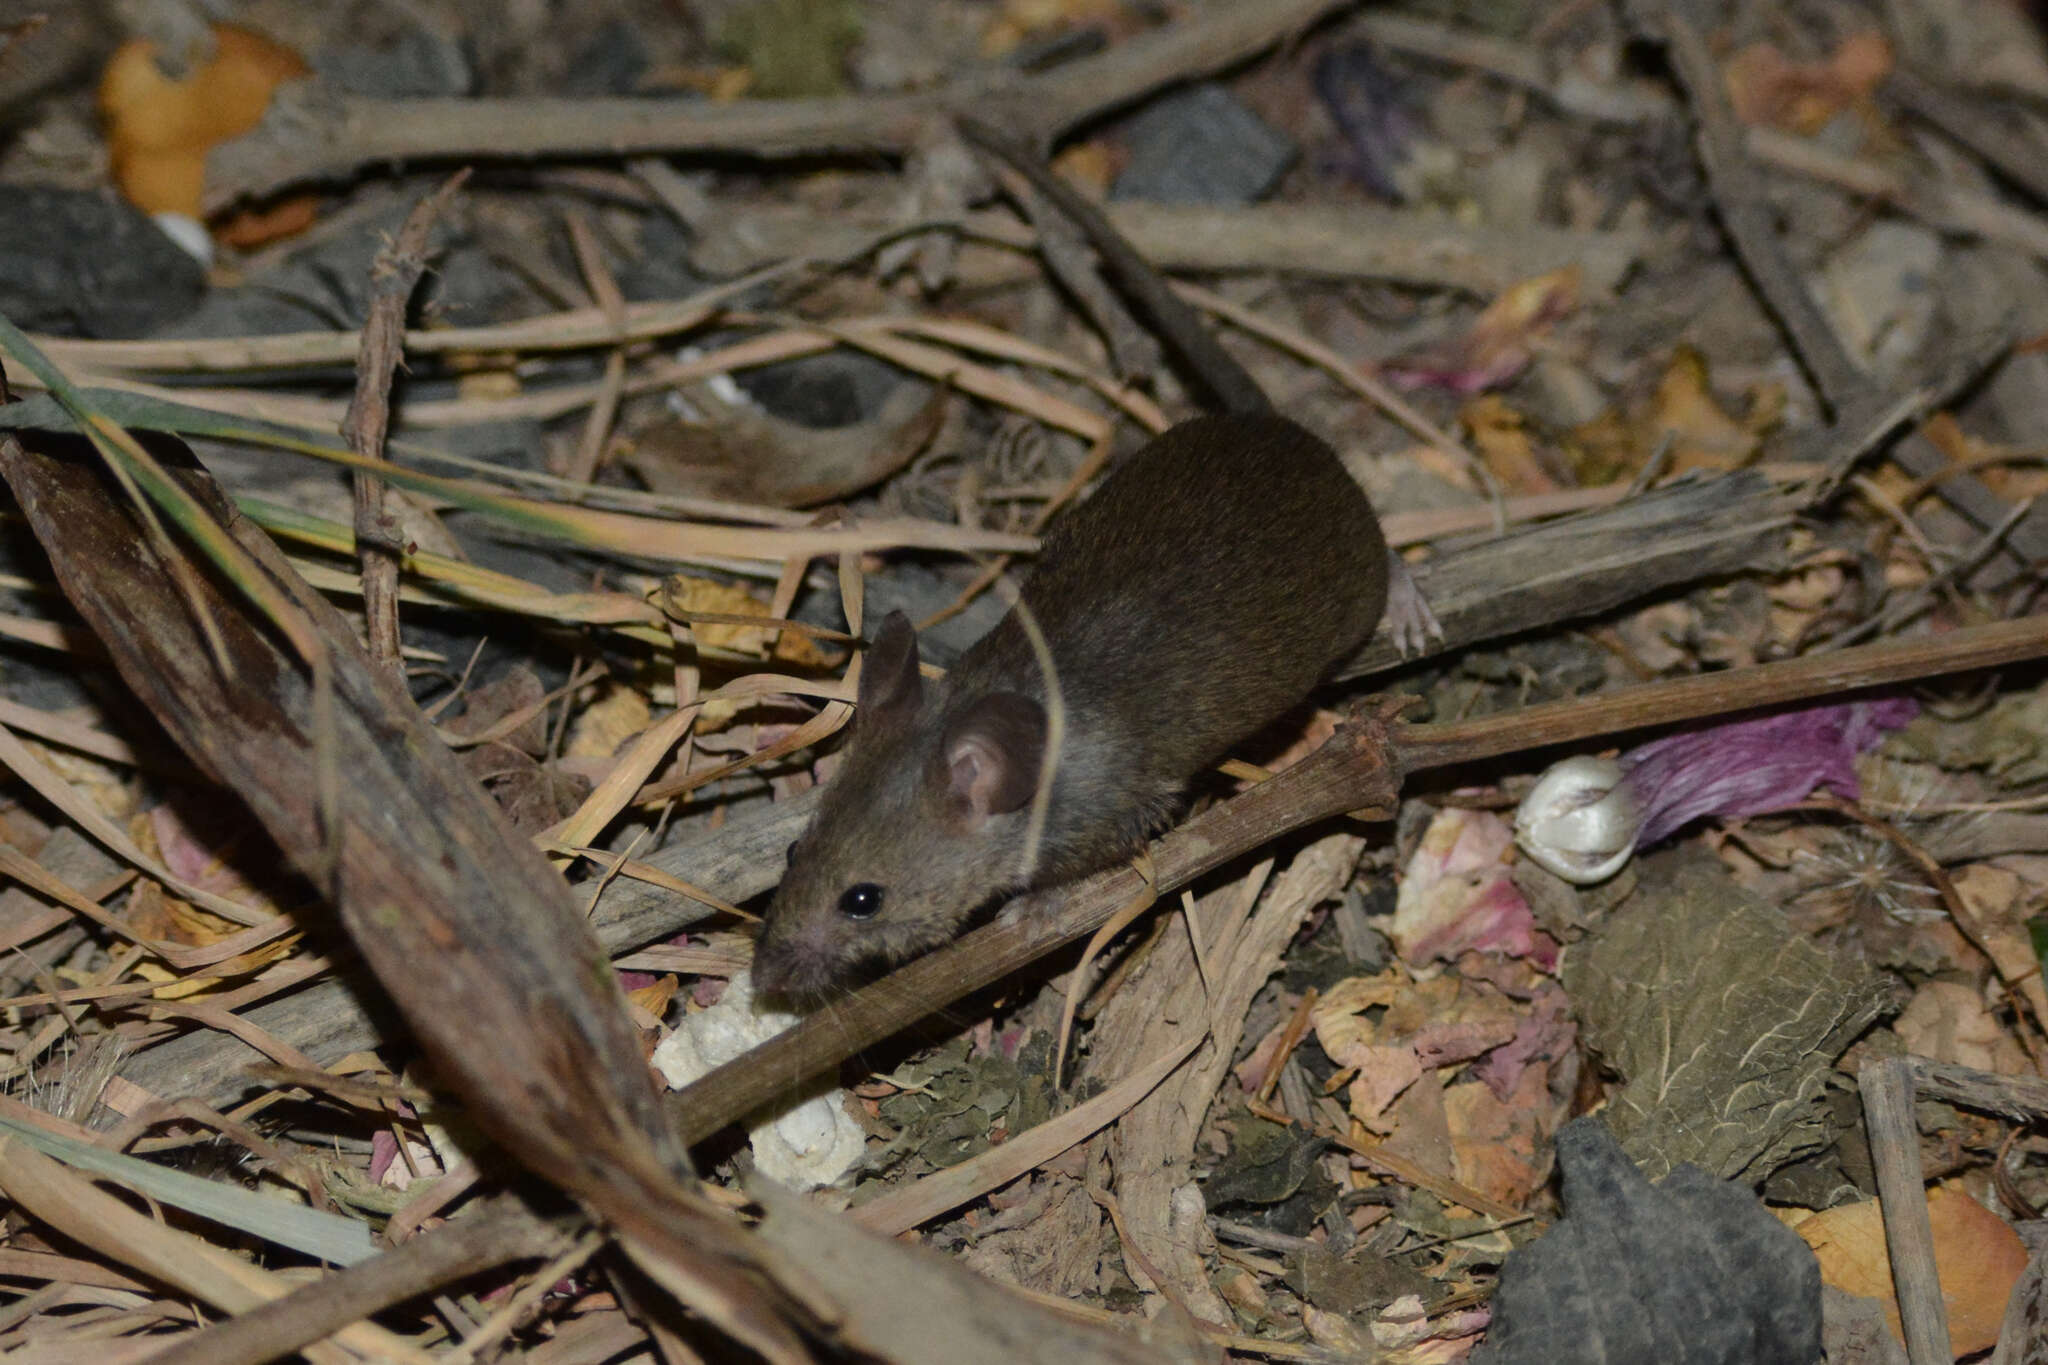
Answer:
[751,120,1439,1000]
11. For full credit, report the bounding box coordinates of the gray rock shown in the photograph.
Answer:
[0,188,204,337]
[1111,83,1297,206]
[1472,1119,1823,1365]
[562,18,651,96]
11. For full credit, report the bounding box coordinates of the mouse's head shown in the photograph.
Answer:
[753,610,1048,1003]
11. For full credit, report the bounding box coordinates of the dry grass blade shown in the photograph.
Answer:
[0,317,324,668]
[0,428,818,1358]
[17,259,804,374]
[0,1137,424,1363]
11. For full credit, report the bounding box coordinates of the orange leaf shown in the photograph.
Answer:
[99,24,308,217]
[1724,32,1893,134]
[1793,1181,2026,1357]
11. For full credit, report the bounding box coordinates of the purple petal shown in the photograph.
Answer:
[1621,698,1918,846]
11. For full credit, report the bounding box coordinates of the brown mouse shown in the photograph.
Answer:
[752,122,1438,1000]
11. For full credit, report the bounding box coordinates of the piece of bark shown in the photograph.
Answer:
[687,199,1647,299]
[1338,469,1797,679]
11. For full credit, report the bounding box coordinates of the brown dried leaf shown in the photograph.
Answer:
[1794,1182,2027,1358]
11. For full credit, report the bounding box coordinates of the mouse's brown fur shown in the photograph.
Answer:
[754,413,1389,998]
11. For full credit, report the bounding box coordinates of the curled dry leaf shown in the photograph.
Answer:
[1894,979,2031,1076]
[1382,266,1581,395]
[98,24,308,218]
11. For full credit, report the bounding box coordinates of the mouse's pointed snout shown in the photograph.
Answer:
[750,929,837,1006]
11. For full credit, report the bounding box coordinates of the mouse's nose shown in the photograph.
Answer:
[750,932,833,1006]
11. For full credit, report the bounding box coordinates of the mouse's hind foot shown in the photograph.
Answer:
[1385,552,1444,658]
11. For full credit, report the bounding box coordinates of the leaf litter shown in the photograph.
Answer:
[0,1,2044,1361]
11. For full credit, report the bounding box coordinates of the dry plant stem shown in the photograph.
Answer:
[346,172,468,671]
[26,263,798,376]
[960,117,1266,413]
[204,0,1359,208]
[673,612,2048,1142]
[1055,867,1159,1088]
[853,1033,1205,1236]
[980,157,1168,389]
[1395,612,2048,770]
[140,1195,581,1365]
[1326,1128,1521,1223]
[563,209,629,486]
[1858,1057,1952,1365]
[1634,5,1883,401]
[1630,0,2048,564]
[1255,987,1319,1108]
[1747,124,2048,262]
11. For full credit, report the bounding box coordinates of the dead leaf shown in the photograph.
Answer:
[566,683,653,760]
[1793,1182,2027,1357]
[1383,266,1580,395]
[1893,980,2030,1075]
[1388,807,1551,966]
[1461,395,1560,495]
[1724,33,1893,134]
[99,24,308,218]
[1563,854,1896,1181]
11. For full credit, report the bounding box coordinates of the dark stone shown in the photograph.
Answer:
[731,348,906,429]
[1111,83,1297,206]
[1471,1119,1823,1365]
[616,211,706,302]
[0,187,205,338]
[798,563,1009,668]
[162,198,542,350]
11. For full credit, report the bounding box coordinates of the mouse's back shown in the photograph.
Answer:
[966,414,1386,748]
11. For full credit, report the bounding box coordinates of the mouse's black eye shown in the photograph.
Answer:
[838,883,884,920]
[784,840,798,867]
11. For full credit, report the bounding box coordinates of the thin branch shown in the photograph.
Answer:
[139,1194,580,1365]
[345,170,469,670]
[1887,67,2048,206]
[1858,1058,1952,1365]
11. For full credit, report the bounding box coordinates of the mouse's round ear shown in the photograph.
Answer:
[940,692,1046,825]
[857,610,923,724]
